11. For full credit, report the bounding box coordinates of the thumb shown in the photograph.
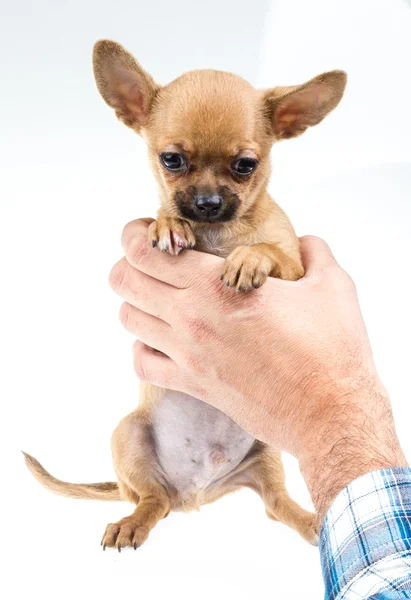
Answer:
[299,236,338,276]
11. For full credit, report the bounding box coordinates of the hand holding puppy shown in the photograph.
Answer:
[113,219,407,517]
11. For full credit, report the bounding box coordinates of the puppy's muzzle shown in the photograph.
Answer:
[193,194,223,220]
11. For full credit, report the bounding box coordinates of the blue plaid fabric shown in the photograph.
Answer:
[320,468,411,599]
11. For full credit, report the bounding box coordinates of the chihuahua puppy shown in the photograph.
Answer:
[24,40,346,551]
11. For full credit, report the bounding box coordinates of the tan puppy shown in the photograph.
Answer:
[24,40,346,551]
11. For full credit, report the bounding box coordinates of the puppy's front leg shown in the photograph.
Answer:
[149,213,196,256]
[222,243,304,291]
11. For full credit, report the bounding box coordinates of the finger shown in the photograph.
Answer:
[119,303,174,356]
[109,257,175,322]
[121,219,155,252]
[124,229,223,289]
[299,236,338,276]
[132,340,181,389]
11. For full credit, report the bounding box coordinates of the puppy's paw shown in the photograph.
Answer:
[101,517,150,552]
[148,218,196,256]
[300,512,320,546]
[222,246,272,292]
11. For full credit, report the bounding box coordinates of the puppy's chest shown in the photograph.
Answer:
[151,391,255,498]
[195,227,241,258]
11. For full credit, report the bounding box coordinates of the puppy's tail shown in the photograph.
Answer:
[23,452,121,501]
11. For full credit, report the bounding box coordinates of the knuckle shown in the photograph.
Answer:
[126,234,150,267]
[134,360,147,381]
[341,269,357,291]
[109,259,127,293]
[300,234,323,244]
[119,302,132,329]
[300,235,331,252]
[121,219,154,250]
[321,261,340,276]
[132,342,149,381]
[133,361,147,381]
[322,263,356,293]
[121,221,136,249]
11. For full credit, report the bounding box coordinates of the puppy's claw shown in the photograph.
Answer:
[148,218,196,256]
[222,246,271,292]
[101,519,150,551]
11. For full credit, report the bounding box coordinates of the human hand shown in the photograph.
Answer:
[110,219,407,517]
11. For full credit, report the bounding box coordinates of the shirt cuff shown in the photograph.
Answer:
[319,467,411,600]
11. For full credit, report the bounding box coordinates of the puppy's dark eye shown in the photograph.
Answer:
[160,152,186,172]
[231,158,258,176]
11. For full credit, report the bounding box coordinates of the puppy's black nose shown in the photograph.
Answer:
[193,195,223,219]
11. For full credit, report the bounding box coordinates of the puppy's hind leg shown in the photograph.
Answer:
[101,493,169,551]
[102,410,171,551]
[241,445,319,545]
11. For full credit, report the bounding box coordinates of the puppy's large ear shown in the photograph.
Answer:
[93,40,160,131]
[263,70,347,140]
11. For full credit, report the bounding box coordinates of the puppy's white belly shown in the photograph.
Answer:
[151,391,255,495]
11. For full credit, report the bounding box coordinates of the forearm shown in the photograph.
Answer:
[297,387,410,599]
[297,387,408,521]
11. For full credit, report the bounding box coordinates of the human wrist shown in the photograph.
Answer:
[296,387,407,520]
[301,436,406,522]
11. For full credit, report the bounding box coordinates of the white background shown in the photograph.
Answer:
[1,1,410,599]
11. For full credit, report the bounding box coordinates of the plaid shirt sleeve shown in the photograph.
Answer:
[319,468,411,599]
